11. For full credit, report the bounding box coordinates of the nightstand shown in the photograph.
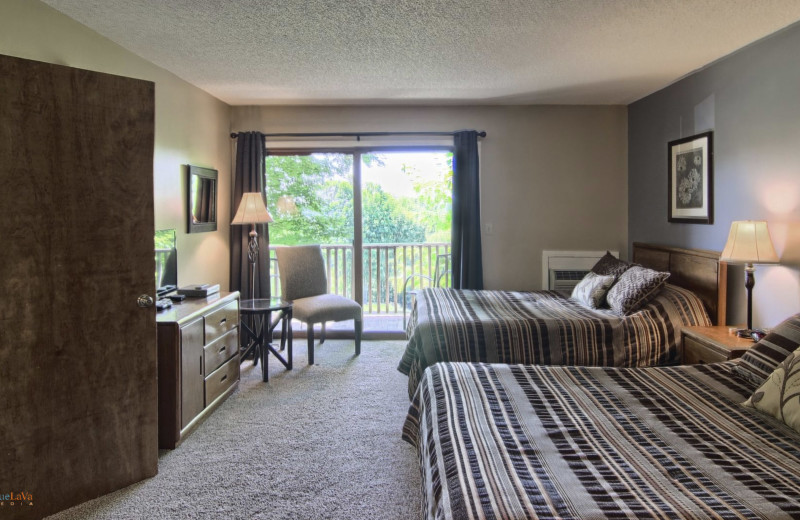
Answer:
[681,326,756,364]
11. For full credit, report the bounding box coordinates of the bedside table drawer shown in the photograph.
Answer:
[683,336,729,364]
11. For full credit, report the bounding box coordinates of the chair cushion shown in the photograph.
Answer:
[291,294,362,324]
[275,245,328,301]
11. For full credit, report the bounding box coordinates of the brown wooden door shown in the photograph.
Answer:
[0,54,157,519]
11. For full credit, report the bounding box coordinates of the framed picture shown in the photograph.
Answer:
[668,131,713,224]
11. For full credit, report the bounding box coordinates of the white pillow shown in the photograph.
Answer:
[571,272,616,309]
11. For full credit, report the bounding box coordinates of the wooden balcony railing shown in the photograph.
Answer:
[269,243,450,315]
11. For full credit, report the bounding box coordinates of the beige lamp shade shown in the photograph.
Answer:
[720,220,779,264]
[231,192,273,225]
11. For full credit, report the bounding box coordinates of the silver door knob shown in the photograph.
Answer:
[137,295,155,308]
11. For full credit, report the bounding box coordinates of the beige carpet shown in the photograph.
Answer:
[49,340,422,520]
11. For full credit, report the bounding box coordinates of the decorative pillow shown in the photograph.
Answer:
[733,313,800,387]
[743,345,800,434]
[590,251,631,277]
[571,272,616,309]
[605,265,670,316]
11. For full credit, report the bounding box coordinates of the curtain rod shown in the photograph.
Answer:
[230,130,486,140]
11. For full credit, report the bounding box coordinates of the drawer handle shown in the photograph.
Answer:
[219,318,227,325]
[220,374,228,383]
[218,345,227,354]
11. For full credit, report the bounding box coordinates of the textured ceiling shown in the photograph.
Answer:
[41,0,800,105]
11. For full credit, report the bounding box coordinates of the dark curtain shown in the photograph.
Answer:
[230,131,270,300]
[451,130,483,289]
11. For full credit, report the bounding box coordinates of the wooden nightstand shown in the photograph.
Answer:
[681,326,756,364]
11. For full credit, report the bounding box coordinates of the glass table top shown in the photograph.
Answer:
[240,298,291,313]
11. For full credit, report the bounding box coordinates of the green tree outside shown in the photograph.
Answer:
[264,152,452,307]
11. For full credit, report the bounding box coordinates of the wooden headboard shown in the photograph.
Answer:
[632,242,727,326]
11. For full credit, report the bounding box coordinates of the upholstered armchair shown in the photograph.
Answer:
[275,245,362,364]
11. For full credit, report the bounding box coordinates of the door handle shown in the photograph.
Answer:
[137,295,155,308]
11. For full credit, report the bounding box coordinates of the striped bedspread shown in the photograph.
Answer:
[398,284,710,398]
[403,362,800,519]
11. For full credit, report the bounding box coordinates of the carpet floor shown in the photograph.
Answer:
[49,340,422,520]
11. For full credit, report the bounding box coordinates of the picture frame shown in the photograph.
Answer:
[668,131,713,224]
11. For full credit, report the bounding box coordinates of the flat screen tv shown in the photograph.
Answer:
[155,229,177,296]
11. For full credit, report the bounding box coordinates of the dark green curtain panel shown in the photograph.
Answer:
[451,130,483,289]
[230,131,270,300]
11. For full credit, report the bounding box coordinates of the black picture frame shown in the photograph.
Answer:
[668,131,713,224]
[187,165,218,233]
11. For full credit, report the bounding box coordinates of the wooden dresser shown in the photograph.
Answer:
[157,291,240,449]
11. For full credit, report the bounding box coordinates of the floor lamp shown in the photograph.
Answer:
[720,220,779,335]
[231,192,274,299]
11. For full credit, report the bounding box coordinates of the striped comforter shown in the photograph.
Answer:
[403,362,800,520]
[398,284,710,398]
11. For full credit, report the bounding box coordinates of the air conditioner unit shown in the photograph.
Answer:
[550,269,590,293]
[542,250,619,295]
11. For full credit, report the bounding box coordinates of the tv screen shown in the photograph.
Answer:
[155,229,177,296]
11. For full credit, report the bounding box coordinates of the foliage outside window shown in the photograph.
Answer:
[264,151,452,312]
[264,152,452,246]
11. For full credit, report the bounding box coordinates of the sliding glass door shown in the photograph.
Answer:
[265,152,355,306]
[265,148,452,334]
[360,151,452,332]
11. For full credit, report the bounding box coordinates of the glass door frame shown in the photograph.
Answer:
[265,144,454,333]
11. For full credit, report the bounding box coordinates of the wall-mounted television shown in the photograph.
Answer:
[155,229,177,296]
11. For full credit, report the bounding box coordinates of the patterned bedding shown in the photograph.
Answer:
[403,361,800,520]
[398,284,710,398]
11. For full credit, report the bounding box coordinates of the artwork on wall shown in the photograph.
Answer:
[668,131,713,224]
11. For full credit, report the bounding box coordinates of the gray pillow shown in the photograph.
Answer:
[590,251,631,277]
[571,272,616,309]
[606,265,670,315]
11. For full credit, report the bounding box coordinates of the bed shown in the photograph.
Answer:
[398,243,727,398]
[403,360,800,519]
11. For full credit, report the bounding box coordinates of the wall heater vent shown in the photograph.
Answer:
[542,250,619,294]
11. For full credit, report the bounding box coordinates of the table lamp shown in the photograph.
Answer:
[720,220,779,334]
[232,192,273,298]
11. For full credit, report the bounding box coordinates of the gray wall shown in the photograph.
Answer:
[629,21,800,328]
[232,104,628,291]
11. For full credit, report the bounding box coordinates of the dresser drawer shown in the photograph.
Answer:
[204,300,239,343]
[205,355,238,406]
[204,328,239,375]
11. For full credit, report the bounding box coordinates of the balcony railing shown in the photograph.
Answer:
[269,243,450,315]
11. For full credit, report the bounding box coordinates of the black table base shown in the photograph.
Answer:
[240,300,293,382]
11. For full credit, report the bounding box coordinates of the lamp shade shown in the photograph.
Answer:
[231,192,273,225]
[720,220,779,264]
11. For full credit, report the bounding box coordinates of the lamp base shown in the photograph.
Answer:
[248,226,259,299]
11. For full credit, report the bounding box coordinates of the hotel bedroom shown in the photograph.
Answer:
[2,1,800,519]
